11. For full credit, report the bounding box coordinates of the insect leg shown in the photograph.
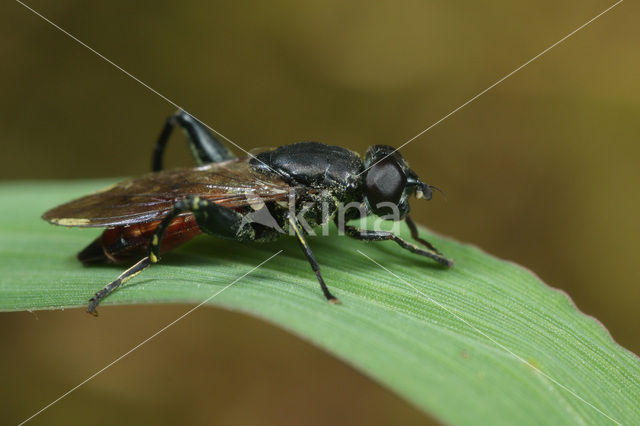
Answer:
[344,224,453,268]
[148,196,249,265]
[405,215,444,255]
[87,257,151,315]
[86,203,193,315]
[87,196,245,315]
[288,215,340,304]
[152,110,236,172]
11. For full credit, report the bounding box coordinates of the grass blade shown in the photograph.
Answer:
[1,180,638,425]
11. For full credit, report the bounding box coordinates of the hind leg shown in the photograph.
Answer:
[152,110,237,171]
[82,112,237,262]
[87,196,250,315]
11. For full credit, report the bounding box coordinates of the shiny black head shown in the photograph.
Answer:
[363,145,434,220]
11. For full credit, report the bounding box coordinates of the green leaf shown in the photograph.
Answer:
[1,180,638,425]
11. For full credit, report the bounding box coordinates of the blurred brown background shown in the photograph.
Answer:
[1,0,638,425]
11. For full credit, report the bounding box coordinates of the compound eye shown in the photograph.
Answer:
[365,159,407,212]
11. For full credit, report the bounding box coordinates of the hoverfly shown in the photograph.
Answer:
[43,111,452,314]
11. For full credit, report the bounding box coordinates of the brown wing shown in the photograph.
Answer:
[42,157,291,228]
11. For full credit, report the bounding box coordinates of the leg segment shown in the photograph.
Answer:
[87,257,151,315]
[87,196,247,315]
[344,224,453,268]
[78,215,202,265]
[405,215,443,255]
[148,196,248,263]
[152,110,236,172]
[288,215,340,303]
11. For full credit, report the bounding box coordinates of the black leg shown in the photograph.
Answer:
[87,196,248,315]
[405,215,443,255]
[147,196,248,263]
[87,257,151,315]
[152,110,237,172]
[288,215,340,304]
[344,224,453,268]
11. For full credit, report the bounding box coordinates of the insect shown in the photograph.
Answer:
[42,110,453,314]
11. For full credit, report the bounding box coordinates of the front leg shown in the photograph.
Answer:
[288,215,340,304]
[405,215,443,255]
[344,224,453,268]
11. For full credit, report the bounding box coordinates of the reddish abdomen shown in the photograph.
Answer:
[78,214,202,264]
